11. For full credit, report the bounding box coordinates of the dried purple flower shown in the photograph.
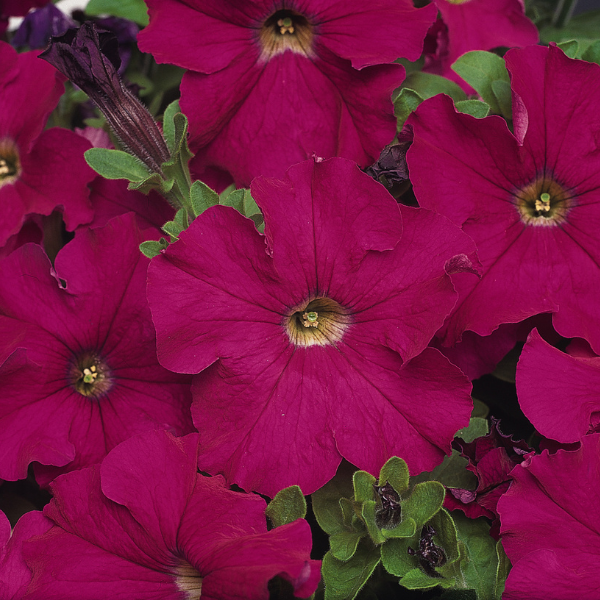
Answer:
[374,482,402,530]
[408,525,447,577]
[39,22,169,175]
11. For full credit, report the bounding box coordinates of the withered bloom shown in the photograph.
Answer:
[39,22,169,174]
[374,482,402,530]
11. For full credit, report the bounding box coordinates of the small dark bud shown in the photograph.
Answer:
[374,481,402,529]
[407,525,447,578]
[364,128,413,189]
[39,22,170,175]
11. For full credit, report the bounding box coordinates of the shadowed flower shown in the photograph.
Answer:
[0,41,94,249]
[138,0,437,186]
[424,0,538,91]
[498,433,600,600]
[407,45,600,354]
[22,430,321,600]
[148,157,475,496]
[0,214,193,484]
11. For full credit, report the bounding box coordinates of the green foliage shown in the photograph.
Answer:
[266,485,307,528]
[455,418,489,444]
[540,10,600,53]
[139,238,169,259]
[451,52,512,119]
[84,148,150,182]
[85,0,149,26]
[455,100,490,119]
[394,72,466,130]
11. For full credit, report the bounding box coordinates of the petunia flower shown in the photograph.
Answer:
[0,41,94,249]
[1,510,51,600]
[0,214,193,484]
[148,157,475,496]
[138,0,437,186]
[424,0,538,91]
[516,329,600,444]
[22,430,321,600]
[498,433,600,600]
[0,0,50,35]
[407,44,600,353]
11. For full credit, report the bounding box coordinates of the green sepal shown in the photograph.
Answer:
[353,470,377,504]
[455,417,489,443]
[84,147,151,182]
[394,88,425,130]
[85,0,149,26]
[378,456,410,496]
[361,501,386,545]
[494,538,510,600]
[401,481,445,529]
[139,238,169,259]
[451,51,512,119]
[190,180,220,217]
[312,462,356,536]
[322,540,381,600]
[161,208,187,241]
[162,100,181,155]
[329,530,364,562]
[265,485,306,528]
[339,496,359,530]
[556,39,579,58]
[455,100,490,119]
[582,40,600,66]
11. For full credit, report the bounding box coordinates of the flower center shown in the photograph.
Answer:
[258,9,315,62]
[69,352,113,399]
[174,561,203,600]
[514,175,574,226]
[285,297,351,347]
[0,139,21,188]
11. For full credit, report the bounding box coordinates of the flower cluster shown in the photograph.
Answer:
[1,1,599,598]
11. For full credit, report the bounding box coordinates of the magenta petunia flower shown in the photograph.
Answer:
[0,214,193,484]
[148,157,475,496]
[23,430,321,600]
[407,45,600,353]
[424,0,538,91]
[516,329,600,444]
[138,0,437,186]
[498,433,600,600]
[0,42,94,249]
[1,511,51,600]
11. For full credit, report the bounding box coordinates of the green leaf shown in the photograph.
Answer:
[491,80,512,120]
[190,180,219,217]
[312,462,356,536]
[378,456,410,496]
[556,39,579,58]
[451,51,511,118]
[453,513,503,600]
[494,539,510,600]
[162,100,180,154]
[401,72,467,103]
[85,0,149,26]
[222,188,262,221]
[330,530,363,562]
[398,568,441,590]
[139,238,169,258]
[582,40,600,66]
[394,88,424,130]
[401,481,445,529]
[84,148,150,182]
[454,418,489,444]
[471,398,489,419]
[322,540,381,600]
[353,470,377,504]
[454,100,490,119]
[161,208,188,240]
[266,485,307,528]
[361,501,386,545]
[411,450,478,491]
[540,10,600,51]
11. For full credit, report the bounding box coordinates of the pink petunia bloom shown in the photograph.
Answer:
[516,329,600,444]
[498,433,600,600]
[424,0,538,91]
[23,430,321,600]
[0,42,94,249]
[1,511,51,600]
[0,214,193,484]
[138,0,437,186]
[407,45,600,353]
[148,157,475,496]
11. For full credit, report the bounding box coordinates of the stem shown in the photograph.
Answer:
[552,0,578,27]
